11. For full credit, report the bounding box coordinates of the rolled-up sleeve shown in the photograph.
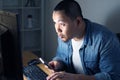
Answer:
[94,72,112,80]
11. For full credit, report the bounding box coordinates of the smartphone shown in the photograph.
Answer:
[39,58,52,69]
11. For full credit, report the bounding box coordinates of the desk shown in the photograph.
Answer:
[22,51,38,67]
[22,51,52,80]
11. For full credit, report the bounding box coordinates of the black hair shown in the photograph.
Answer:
[54,0,83,20]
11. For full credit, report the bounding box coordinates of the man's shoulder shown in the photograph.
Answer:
[86,19,114,36]
[85,19,116,45]
[85,19,109,32]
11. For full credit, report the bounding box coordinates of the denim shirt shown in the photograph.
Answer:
[53,19,120,80]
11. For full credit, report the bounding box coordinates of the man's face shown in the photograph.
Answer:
[52,11,78,42]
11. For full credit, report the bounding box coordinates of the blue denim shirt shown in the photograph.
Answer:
[53,19,120,80]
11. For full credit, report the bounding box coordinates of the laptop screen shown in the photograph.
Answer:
[0,11,23,80]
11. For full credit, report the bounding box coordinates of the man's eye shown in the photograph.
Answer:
[60,23,65,26]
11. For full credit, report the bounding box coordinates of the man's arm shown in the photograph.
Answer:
[71,73,95,80]
[47,71,95,80]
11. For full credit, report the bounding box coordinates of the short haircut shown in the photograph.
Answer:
[54,0,83,20]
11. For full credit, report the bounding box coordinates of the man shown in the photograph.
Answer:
[47,0,120,80]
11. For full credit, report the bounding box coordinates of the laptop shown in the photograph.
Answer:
[0,10,51,80]
[23,57,51,80]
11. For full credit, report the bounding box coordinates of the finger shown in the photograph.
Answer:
[44,65,48,68]
[47,72,59,80]
[47,72,55,80]
[50,74,59,80]
[49,62,56,69]
[47,72,64,80]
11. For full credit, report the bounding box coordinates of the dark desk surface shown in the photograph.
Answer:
[22,51,38,67]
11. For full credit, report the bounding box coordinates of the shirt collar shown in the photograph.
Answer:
[82,19,92,47]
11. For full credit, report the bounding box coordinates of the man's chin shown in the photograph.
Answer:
[61,38,68,42]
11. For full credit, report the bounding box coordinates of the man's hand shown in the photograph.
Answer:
[48,60,65,71]
[46,71,95,80]
[47,71,77,80]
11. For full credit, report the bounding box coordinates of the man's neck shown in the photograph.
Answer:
[73,20,86,41]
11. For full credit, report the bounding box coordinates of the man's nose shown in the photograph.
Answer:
[56,25,62,33]
[57,27,62,33]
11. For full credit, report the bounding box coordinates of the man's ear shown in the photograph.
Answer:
[76,17,82,25]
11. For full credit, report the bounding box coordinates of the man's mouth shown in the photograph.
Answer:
[58,34,64,38]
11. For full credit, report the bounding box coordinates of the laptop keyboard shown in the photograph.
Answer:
[23,65,47,80]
